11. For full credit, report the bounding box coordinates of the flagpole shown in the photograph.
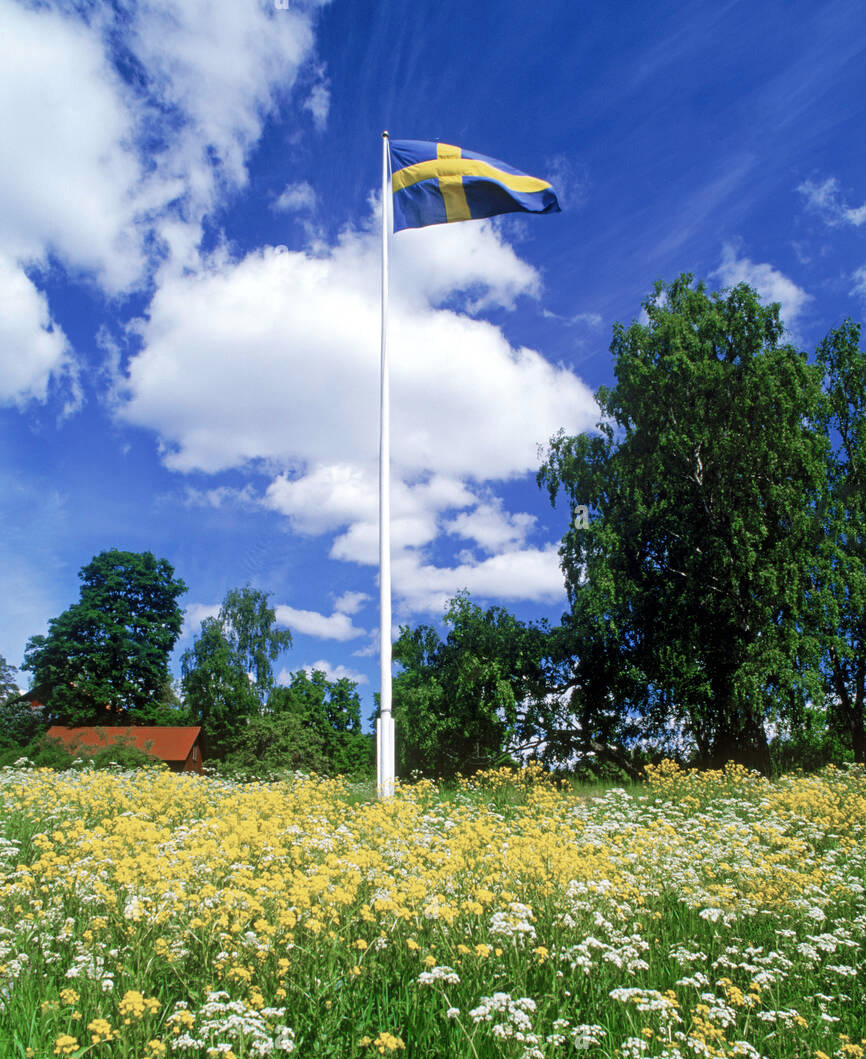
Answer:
[377,131,395,798]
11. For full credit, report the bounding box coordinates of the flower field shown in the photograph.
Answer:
[0,761,864,1059]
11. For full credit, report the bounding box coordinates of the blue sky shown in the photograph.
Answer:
[1,0,864,712]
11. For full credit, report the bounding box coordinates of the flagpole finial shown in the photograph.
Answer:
[383,130,389,140]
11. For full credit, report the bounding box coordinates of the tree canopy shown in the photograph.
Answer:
[0,655,19,704]
[181,586,291,755]
[538,276,829,771]
[23,550,187,726]
[391,592,547,778]
[814,319,866,761]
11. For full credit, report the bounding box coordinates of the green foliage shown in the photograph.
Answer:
[214,669,372,778]
[0,654,46,758]
[181,617,259,756]
[219,587,293,708]
[391,591,547,778]
[0,699,46,755]
[132,679,194,726]
[181,586,291,756]
[276,669,372,775]
[768,706,853,775]
[539,276,828,772]
[216,709,329,778]
[814,319,866,762]
[22,550,187,726]
[0,654,19,702]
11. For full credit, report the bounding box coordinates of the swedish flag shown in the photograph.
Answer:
[389,139,560,232]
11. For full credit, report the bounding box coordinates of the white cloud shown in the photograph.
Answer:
[274,604,365,642]
[119,220,592,478]
[798,177,866,228]
[183,595,366,647]
[274,182,317,213]
[392,544,565,617]
[127,0,319,196]
[333,591,369,615]
[266,464,379,536]
[0,2,144,291]
[392,214,540,312]
[0,254,77,409]
[182,484,260,509]
[117,203,595,618]
[852,266,866,302]
[0,0,328,294]
[541,309,603,329]
[714,244,811,330]
[182,602,220,638]
[303,78,331,131]
[445,500,536,554]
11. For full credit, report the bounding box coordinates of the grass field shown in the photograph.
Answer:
[0,760,863,1059]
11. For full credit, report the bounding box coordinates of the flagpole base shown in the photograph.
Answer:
[377,713,395,798]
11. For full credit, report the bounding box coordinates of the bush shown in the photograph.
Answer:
[21,732,164,771]
[0,698,47,754]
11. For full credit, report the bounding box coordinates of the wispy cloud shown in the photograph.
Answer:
[798,177,866,228]
[273,182,317,213]
[851,266,866,303]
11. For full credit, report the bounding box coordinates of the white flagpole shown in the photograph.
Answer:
[377,131,395,798]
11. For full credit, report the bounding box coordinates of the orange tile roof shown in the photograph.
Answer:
[47,726,202,763]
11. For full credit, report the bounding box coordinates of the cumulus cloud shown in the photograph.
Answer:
[333,591,369,615]
[445,499,536,554]
[182,602,220,639]
[274,604,365,642]
[392,543,566,617]
[0,0,328,294]
[119,219,591,479]
[126,0,320,180]
[714,244,811,330]
[184,596,366,647]
[116,209,594,614]
[0,2,144,291]
[0,254,77,409]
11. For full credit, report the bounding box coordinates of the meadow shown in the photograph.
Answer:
[0,760,863,1059]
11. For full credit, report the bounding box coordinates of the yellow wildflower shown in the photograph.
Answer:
[88,1017,115,1044]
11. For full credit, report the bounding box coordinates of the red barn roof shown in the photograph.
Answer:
[46,726,203,771]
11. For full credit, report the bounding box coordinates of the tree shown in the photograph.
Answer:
[268,670,371,775]
[814,319,866,761]
[181,586,291,756]
[0,654,19,703]
[134,678,193,726]
[539,276,828,771]
[0,654,46,759]
[23,550,187,725]
[391,592,548,778]
[219,587,292,708]
[202,668,371,777]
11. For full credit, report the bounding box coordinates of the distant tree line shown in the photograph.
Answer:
[3,276,864,780]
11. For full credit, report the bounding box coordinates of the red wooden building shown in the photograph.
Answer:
[46,726,204,772]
